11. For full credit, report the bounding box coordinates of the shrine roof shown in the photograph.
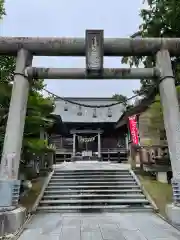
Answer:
[115,89,158,129]
[53,97,125,123]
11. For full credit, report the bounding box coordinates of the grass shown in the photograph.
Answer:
[19,177,45,211]
[138,173,173,218]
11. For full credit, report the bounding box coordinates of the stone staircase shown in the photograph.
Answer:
[37,169,153,212]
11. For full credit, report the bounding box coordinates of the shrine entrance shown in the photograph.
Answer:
[78,135,96,158]
[1,29,180,224]
[71,129,103,160]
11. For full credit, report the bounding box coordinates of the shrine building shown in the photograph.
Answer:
[49,97,129,162]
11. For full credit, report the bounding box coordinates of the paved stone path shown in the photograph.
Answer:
[19,212,180,240]
[53,161,131,170]
[18,162,180,239]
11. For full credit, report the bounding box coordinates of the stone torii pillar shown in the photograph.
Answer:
[97,129,102,159]
[156,49,180,224]
[72,133,76,157]
[0,49,32,234]
[0,49,32,182]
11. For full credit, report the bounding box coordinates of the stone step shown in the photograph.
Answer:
[44,189,142,195]
[48,181,137,186]
[51,174,132,178]
[50,177,134,182]
[42,194,145,199]
[37,204,153,212]
[54,169,129,172]
[53,170,130,173]
[46,185,140,189]
[36,205,153,213]
[52,174,131,178]
[53,171,130,175]
[39,198,149,205]
[52,173,132,177]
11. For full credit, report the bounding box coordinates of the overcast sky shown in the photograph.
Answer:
[1,0,144,98]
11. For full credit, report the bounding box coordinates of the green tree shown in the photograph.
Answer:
[112,94,128,106]
[0,2,55,159]
[121,0,180,139]
[0,0,5,18]
[148,95,163,133]
[23,81,55,156]
[0,0,14,147]
[147,86,180,139]
[122,0,180,96]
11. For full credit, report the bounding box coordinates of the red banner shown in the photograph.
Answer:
[128,115,139,145]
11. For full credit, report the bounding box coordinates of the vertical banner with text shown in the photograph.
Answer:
[128,115,139,145]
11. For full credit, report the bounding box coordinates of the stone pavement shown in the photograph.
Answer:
[53,161,131,171]
[19,212,180,240]
[17,162,180,239]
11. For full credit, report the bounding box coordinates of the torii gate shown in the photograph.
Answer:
[0,30,180,224]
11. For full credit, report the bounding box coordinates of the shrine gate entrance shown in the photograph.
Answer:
[0,30,180,224]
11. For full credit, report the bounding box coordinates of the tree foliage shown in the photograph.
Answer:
[148,86,180,136]
[121,0,180,137]
[147,95,163,133]
[112,94,128,106]
[0,3,55,158]
[0,0,5,19]
[122,0,180,96]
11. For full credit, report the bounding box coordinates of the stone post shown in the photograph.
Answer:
[48,152,54,170]
[0,49,32,213]
[139,147,148,169]
[130,144,136,169]
[156,50,180,224]
[98,132,101,159]
[40,127,45,170]
[73,133,76,156]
